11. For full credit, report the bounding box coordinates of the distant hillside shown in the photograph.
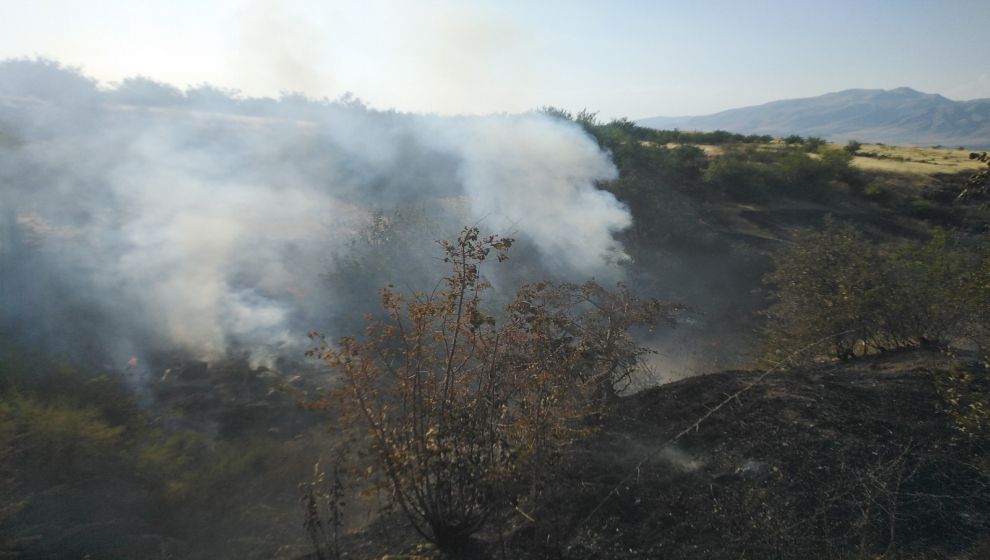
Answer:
[638,88,990,149]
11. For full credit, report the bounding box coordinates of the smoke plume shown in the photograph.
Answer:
[0,58,630,369]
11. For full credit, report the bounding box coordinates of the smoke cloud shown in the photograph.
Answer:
[0,58,630,369]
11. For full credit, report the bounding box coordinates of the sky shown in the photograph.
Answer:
[1,0,988,120]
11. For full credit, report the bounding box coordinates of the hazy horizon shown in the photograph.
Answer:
[2,0,988,120]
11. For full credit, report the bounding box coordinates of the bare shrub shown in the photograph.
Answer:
[306,227,673,549]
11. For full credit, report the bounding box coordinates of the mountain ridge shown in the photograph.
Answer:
[638,87,990,148]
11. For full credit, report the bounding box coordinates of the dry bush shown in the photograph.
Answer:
[306,227,674,550]
[301,458,346,560]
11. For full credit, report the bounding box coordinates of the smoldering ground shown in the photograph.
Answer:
[0,58,632,373]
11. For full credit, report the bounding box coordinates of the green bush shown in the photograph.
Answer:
[804,136,826,152]
[780,151,833,200]
[935,367,990,438]
[778,148,858,201]
[863,181,895,204]
[763,222,986,364]
[701,146,860,203]
[906,199,960,226]
[703,156,772,202]
[0,396,124,478]
[763,221,884,363]
[0,344,139,427]
[137,430,279,504]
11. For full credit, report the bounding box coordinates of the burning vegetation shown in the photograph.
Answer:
[2,60,990,559]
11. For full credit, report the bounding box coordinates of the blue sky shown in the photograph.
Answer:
[1,0,988,119]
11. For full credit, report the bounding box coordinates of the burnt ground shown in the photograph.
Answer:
[556,349,990,559]
[336,349,990,559]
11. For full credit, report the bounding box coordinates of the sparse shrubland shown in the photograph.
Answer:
[702,143,861,203]
[544,107,864,207]
[4,68,990,559]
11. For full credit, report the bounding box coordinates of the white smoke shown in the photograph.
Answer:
[0,58,630,367]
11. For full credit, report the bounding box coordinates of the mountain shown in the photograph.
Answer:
[638,87,990,148]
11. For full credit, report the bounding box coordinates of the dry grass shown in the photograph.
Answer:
[662,142,725,156]
[661,138,984,180]
[852,144,984,176]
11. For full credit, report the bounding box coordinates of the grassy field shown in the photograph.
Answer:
[852,143,985,175]
[656,140,988,175]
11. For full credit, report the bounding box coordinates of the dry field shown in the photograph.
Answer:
[852,143,986,175]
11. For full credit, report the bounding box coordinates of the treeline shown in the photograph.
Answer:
[538,107,774,145]
[0,57,363,117]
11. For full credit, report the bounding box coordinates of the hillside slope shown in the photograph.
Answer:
[345,349,990,559]
[558,349,990,559]
[638,88,990,148]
